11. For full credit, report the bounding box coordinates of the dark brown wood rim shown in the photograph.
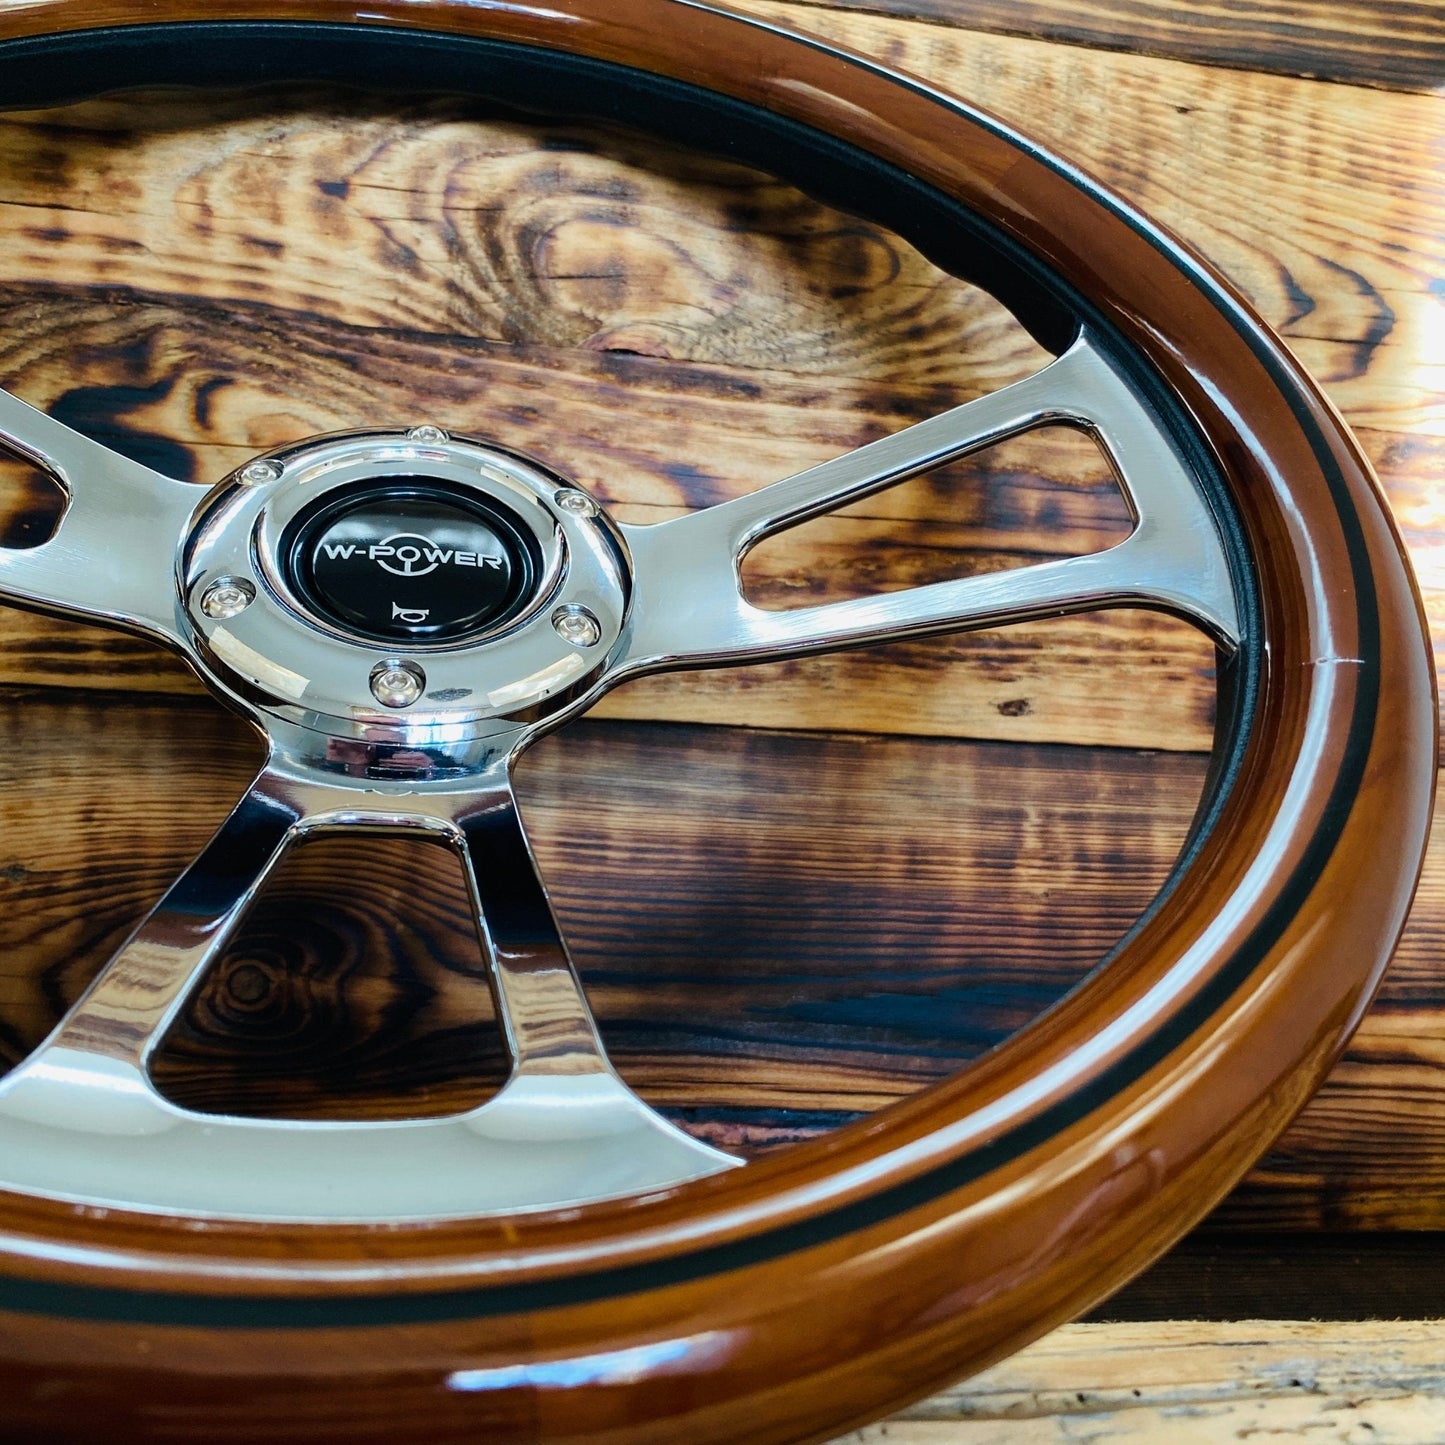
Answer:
[0,5,1432,1442]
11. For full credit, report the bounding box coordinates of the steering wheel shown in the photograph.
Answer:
[0,2,1432,1442]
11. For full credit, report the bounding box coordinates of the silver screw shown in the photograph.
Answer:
[554,489,599,518]
[552,604,602,648]
[407,425,449,444]
[369,659,426,708]
[200,576,255,620]
[240,459,282,486]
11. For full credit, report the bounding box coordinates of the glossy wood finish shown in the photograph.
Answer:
[0,4,1433,1445]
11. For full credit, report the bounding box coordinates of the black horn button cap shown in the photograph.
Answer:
[286,481,539,644]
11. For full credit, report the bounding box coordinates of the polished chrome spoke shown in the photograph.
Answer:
[615,334,1241,675]
[453,786,612,1077]
[0,767,307,1139]
[15,779,299,1079]
[447,780,736,1184]
[0,743,736,1220]
[0,388,198,642]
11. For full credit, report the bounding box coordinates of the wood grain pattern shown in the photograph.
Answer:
[0,93,1044,376]
[0,283,1214,750]
[3,688,1445,1229]
[0,42,1434,741]
[0,0,1427,1213]
[828,1320,1445,1444]
[529,717,1206,1145]
[748,0,1445,727]
[0,6,1434,1442]
[151,834,511,1120]
[0,695,1205,1135]
[0,14,1427,1229]
[0,696,259,1067]
[745,3,1444,427]
[787,0,1445,94]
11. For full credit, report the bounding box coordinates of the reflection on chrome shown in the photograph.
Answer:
[0,333,1241,1223]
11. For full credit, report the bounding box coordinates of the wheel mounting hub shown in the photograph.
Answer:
[180,428,629,738]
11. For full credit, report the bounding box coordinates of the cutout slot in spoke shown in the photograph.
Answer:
[0,387,199,642]
[0,755,737,1218]
[616,335,1240,675]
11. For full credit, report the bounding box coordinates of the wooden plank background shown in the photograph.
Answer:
[831,1319,1445,1443]
[0,4,1440,1421]
[780,0,1445,92]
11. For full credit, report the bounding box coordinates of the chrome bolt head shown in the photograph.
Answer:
[552,604,602,648]
[240,459,283,486]
[554,489,599,518]
[200,576,255,620]
[369,659,426,708]
[407,425,450,445]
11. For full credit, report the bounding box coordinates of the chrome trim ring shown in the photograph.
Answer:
[181,429,629,737]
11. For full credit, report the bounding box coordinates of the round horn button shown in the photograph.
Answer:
[286,481,538,644]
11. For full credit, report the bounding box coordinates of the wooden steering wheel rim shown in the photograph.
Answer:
[0,3,1433,1442]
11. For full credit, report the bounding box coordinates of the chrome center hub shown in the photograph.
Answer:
[181,428,628,740]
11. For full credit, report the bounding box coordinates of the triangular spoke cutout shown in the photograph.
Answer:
[614,335,1239,677]
[150,833,511,1121]
[741,422,1132,610]
[0,440,65,551]
[0,762,737,1219]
